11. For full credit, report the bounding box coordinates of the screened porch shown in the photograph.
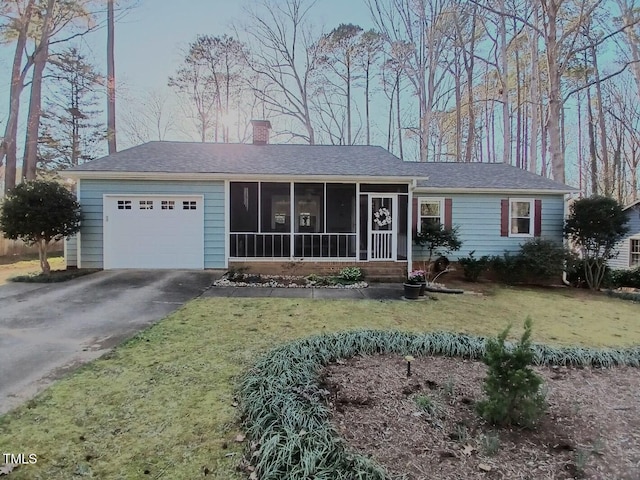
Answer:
[229,181,409,261]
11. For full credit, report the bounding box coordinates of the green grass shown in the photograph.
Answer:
[0,254,65,285]
[1,288,639,479]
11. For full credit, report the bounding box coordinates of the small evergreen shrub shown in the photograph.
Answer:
[490,239,574,285]
[609,267,640,289]
[476,318,547,428]
[457,251,489,282]
[338,266,363,282]
[489,253,521,284]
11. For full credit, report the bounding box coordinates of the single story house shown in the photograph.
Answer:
[65,121,576,279]
[609,200,640,270]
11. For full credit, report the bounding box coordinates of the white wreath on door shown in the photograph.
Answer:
[373,207,392,227]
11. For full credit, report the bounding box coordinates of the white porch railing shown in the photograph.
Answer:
[230,233,357,258]
[370,231,393,260]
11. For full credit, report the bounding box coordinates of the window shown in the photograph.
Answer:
[419,198,443,232]
[117,200,132,210]
[182,201,197,210]
[161,200,175,210]
[139,200,153,210]
[509,199,534,236]
[631,239,640,267]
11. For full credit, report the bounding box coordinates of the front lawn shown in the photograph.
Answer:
[0,253,65,285]
[1,288,638,479]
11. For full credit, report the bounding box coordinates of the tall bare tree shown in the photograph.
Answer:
[1,0,36,193]
[22,0,98,181]
[368,0,453,162]
[317,23,363,145]
[106,0,116,153]
[355,29,382,145]
[22,0,57,181]
[240,0,319,144]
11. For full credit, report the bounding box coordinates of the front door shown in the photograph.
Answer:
[369,195,396,261]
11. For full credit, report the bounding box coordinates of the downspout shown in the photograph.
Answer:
[561,192,575,286]
[407,179,418,277]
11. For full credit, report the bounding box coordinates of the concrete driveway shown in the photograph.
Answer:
[0,269,220,415]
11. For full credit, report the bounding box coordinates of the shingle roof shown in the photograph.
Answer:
[415,162,575,192]
[68,141,425,177]
[68,141,576,192]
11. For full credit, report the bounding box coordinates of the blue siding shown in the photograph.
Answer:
[78,179,225,268]
[413,193,566,261]
[64,236,77,267]
[610,205,640,270]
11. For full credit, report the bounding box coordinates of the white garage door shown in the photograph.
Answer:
[103,195,204,269]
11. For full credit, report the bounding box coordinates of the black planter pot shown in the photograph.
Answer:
[419,282,427,296]
[403,283,422,300]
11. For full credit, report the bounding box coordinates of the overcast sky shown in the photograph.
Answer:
[0,0,376,115]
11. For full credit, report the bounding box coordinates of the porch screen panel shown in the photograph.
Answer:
[261,183,291,233]
[326,184,356,233]
[294,183,324,233]
[359,194,368,260]
[397,195,408,260]
[230,182,258,232]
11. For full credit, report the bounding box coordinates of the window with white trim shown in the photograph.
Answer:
[418,198,443,232]
[631,239,640,267]
[139,200,153,210]
[161,200,175,210]
[182,200,197,210]
[117,200,132,210]
[509,199,534,236]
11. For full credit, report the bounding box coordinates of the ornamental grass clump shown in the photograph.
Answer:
[476,318,547,428]
[239,329,639,479]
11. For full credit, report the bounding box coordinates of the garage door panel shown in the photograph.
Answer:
[104,196,204,269]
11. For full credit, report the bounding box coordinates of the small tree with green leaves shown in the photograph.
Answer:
[0,180,81,274]
[564,196,629,290]
[414,223,462,281]
[476,318,547,428]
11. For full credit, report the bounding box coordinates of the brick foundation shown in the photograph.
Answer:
[228,260,408,282]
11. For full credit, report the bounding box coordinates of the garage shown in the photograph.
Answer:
[103,195,205,269]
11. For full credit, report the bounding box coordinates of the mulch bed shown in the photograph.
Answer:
[323,355,640,479]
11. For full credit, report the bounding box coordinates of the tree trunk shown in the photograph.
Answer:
[529,9,539,175]
[591,44,610,195]
[454,63,462,161]
[396,72,403,161]
[499,0,511,165]
[543,0,565,183]
[2,0,36,192]
[23,0,57,181]
[464,7,477,164]
[39,239,51,275]
[346,55,352,145]
[587,85,598,196]
[107,0,117,154]
[515,45,522,168]
[365,61,371,145]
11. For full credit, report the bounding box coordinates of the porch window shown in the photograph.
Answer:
[261,183,291,233]
[326,184,356,233]
[295,183,324,233]
[230,182,258,232]
[510,199,534,236]
[631,239,640,267]
[419,198,443,231]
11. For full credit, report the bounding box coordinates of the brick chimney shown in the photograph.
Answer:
[251,120,272,145]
